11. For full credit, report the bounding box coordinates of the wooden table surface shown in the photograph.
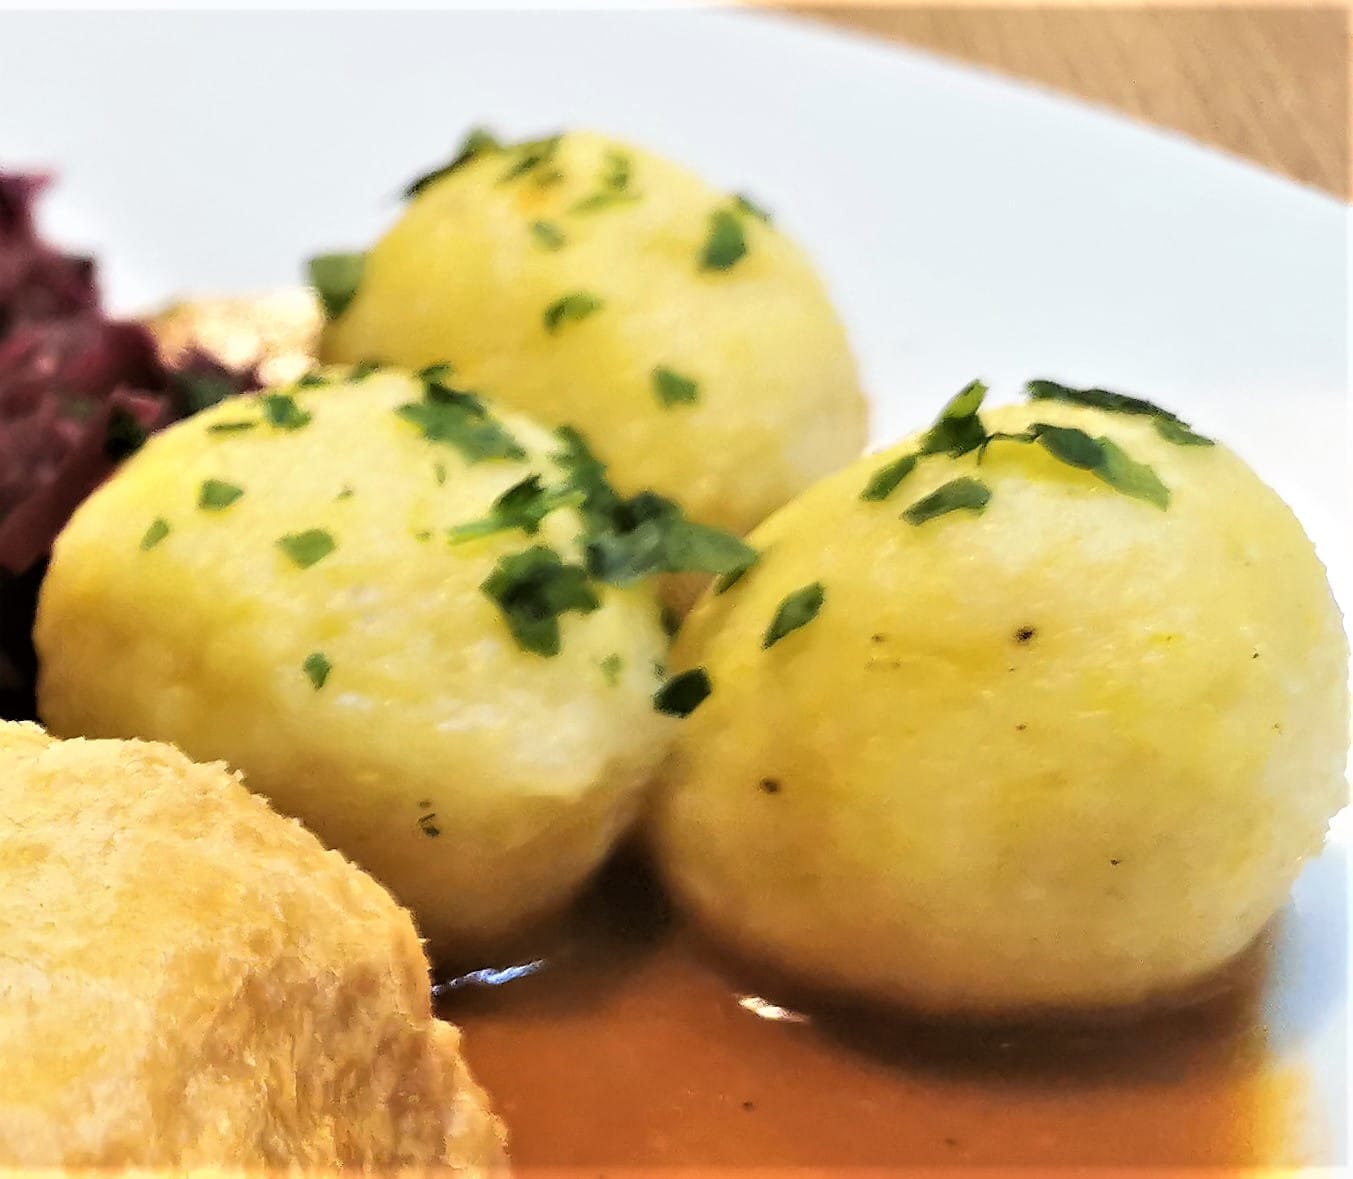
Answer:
[793,5,1348,200]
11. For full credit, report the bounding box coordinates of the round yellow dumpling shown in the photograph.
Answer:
[36,369,674,959]
[650,388,1349,1016]
[318,129,867,563]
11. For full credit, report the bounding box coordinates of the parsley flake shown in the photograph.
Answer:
[139,518,171,551]
[763,582,825,649]
[903,477,992,525]
[652,366,699,407]
[531,220,567,250]
[294,371,327,389]
[396,377,527,463]
[404,126,503,198]
[733,193,772,222]
[277,528,336,569]
[499,135,563,184]
[1025,423,1170,509]
[207,420,256,435]
[434,462,447,486]
[104,408,148,460]
[584,491,757,586]
[308,252,366,320]
[448,474,581,545]
[302,651,331,690]
[1026,379,1214,446]
[543,291,604,334]
[600,653,623,685]
[701,208,747,271]
[199,479,244,511]
[861,453,919,502]
[482,546,600,657]
[262,392,312,431]
[349,358,385,380]
[653,668,712,717]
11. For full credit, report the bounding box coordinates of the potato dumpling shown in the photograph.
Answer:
[36,368,673,958]
[317,129,867,572]
[650,383,1349,1016]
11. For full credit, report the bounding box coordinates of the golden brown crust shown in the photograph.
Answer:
[144,289,321,386]
[0,723,507,1170]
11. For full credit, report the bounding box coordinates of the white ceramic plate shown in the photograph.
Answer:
[1,5,1346,1163]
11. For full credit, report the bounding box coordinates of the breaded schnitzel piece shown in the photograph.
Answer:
[0,722,507,1169]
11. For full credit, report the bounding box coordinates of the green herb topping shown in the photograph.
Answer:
[860,381,989,503]
[396,374,527,463]
[903,476,992,525]
[308,252,366,320]
[263,392,312,431]
[600,653,623,685]
[206,421,256,435]
[448,474,582,545]
[173,370,237,414]
[701,208,747,271]
[499,134,563,184]
[530,220,567,250]
[734,193,772,222]
[544,291,604,334]
[418,362,455,383]
[404,126,503,198]
[763,582,825,649]
[103,408,148,460]
[302,651,331,690]
[1027,379,1215,446]
[139,518,171,551]
[653,668,712,717]
[714,549,759,594]
[199,479,244,511]
[277,528,336,569]
[584,491,757,586]
[349,358,385,381]
[652,366,700,407]
[571,150,639,214]
[481,545,600,657]
[294,371,327,389]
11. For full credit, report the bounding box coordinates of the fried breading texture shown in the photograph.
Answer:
[0,722,507,1169]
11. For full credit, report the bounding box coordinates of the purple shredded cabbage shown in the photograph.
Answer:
[0,172,257,718]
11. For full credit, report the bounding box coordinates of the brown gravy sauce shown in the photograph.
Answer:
[438,858,1302,1173]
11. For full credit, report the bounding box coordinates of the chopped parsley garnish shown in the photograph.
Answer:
[418,362,455,383]
[652,366,699,407]
[499,134,563,184]
[714,549,759,594]
[653,668,712,717]
[903,476,992,525]
[139,518,171,551]
[448,474,582,544]
[404,126,503,198]
[861,453,919,502]
[349,358,385,380]
[733,193,772,222]
[396,376,527,463]
[989,422,1171,510]
[600,653,623,685]
[481,545,600,657]
[584,491,757,586]
[294,371,327,389]
[570,150,638,214]
[173,370,237,414]
[860,381,990,503]
[543,291,604,334]
[207,420,256,434]
[262,392,312,431]
[434,462,447,486]
[763,582,825,649]
[700,208,747,271]
[308,252,366,320]
[199,479,244,511]
[531,220,567,250]
[302,651,331,690]
[104,408,148,460]
[1027,379,1214,446]
[277,528,336,569]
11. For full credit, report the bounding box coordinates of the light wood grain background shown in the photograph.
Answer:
[784,5,1348,199]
